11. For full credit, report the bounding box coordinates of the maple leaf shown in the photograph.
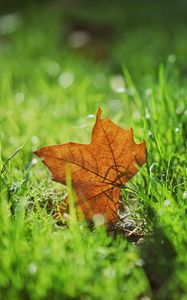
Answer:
[34,108,146,223]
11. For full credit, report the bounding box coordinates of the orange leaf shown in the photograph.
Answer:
[34,108,146,222]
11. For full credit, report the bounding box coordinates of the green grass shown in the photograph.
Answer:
[0,4,187,300]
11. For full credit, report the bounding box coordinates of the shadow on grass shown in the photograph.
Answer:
[140,219,176,299]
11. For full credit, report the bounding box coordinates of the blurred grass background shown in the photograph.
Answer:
[0,0,187,299]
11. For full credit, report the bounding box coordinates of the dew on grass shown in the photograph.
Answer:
[27,262,37,274]
[47,61,61,76]
[175,127,179,133]
[58,72,74,88]
[176,105,184,114]
[15,92,25,104]
[86,114,95,119]
[0,13,22,35]
[93,213,105,226]
[135,258,144,267]
[110,75,125,93]
[23,196,29,206]
[117,87,125,93]
[68,30,91,48]
[145,109,151,119]
[168,54,176,63]
[164,199,170,206]
[31,158,38,166]
[31,136,39,145]
[145,88,152,97]
[183,191,187,200]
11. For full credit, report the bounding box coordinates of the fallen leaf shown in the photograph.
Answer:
[34,108,146,222]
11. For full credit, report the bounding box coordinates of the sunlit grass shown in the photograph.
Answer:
[0,5,187,300]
